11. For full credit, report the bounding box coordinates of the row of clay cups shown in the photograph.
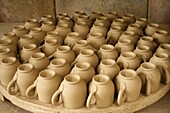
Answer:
[1,40,169,87]
[3,59,167,109]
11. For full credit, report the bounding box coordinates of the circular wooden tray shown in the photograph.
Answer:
[0,83,169,113]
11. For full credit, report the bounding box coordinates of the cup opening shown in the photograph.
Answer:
[108,11,117,15]
[97,16,107,21]
[93,75,109,84]
[76,40,88,46]
[141,36,153,42]
[1,57,16,65]
[47,31,59,36]
[57,23,68,28]
[75,62,90,70]
[0,39,12,45]
[114,18,124,23]
[18,63,33,72]
[80,49,94,56]
[64,74,81,84]
[67,32,79,37]
[57,46,71,52]
[30,27,41,32]
[118,39,131,44]
[27,19,38,23]
[93,22,104,27]
[136,45,149,51]
[23,44,37,50]
[60,16,70,21]
[92,11,102,15]
[14,25,25,30]
[111,26,121,31]
[42,21,53,25]
[45,39,58,45]
[50,58,66,67]
[138,18,147,22]
[101,59,115,67]
[100,44,114,51]
[129,24,140,28]
[160,44,170,50]
[21,34,33,40]
[120,69,136,79]
[58,13,68,17]
[89,32,102,38]
[78,15,88,19]
[76,21,86,26]
[148,23,159,28]
[39,69,55,79]
[122,52,136,59]
[42,15,52,19]
[4,32,15,37]
[155,52,168,59]
[123,31,135,36]
[31,52,45,60]
[0,48,10,54]
[75,11,85,15]
[141,62,156,70]
[155,30,168,35]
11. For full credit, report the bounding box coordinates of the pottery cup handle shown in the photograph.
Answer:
[117,83,126,105]
[89,44,97,52]
[120,48,126,53]
[48,53,54,59]
[71,59,77,67]
[123,62,129,69]
[141,54,147,62]
[86,85,97,108]
[51,83,64,106]
[163,63,170,84]
[105,36,111,43]
[146,74,152,96]
[26,79,38,98]
[7,72,19,95]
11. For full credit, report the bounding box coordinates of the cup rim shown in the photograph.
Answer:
[57,46,71,53]
[1,57,17,65]
[0,48,10,54]
[64,74,81,84]
[74,61,91,71]
[3,32,16,37]
[50,58,66,67]
[159,44,170,50]
[80,49,94,56]
[140,62,156,71]
[30,52,46,60]
[39,69,56,80]
[93,74,110,85]
[47,31,59,36]
[121,52,136,59]
[119,69,137,80]
[154,52,169,59]
[75,40,88,46]
[21,34,33,40]
[18,63,34,73]
[23,44,37,50]
[100,59,116,67]
[100,44,114,51]
[0,39,12,46]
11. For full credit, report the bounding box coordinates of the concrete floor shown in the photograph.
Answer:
[0,23,170,113]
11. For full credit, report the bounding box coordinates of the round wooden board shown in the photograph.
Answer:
[0,83,169,113]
